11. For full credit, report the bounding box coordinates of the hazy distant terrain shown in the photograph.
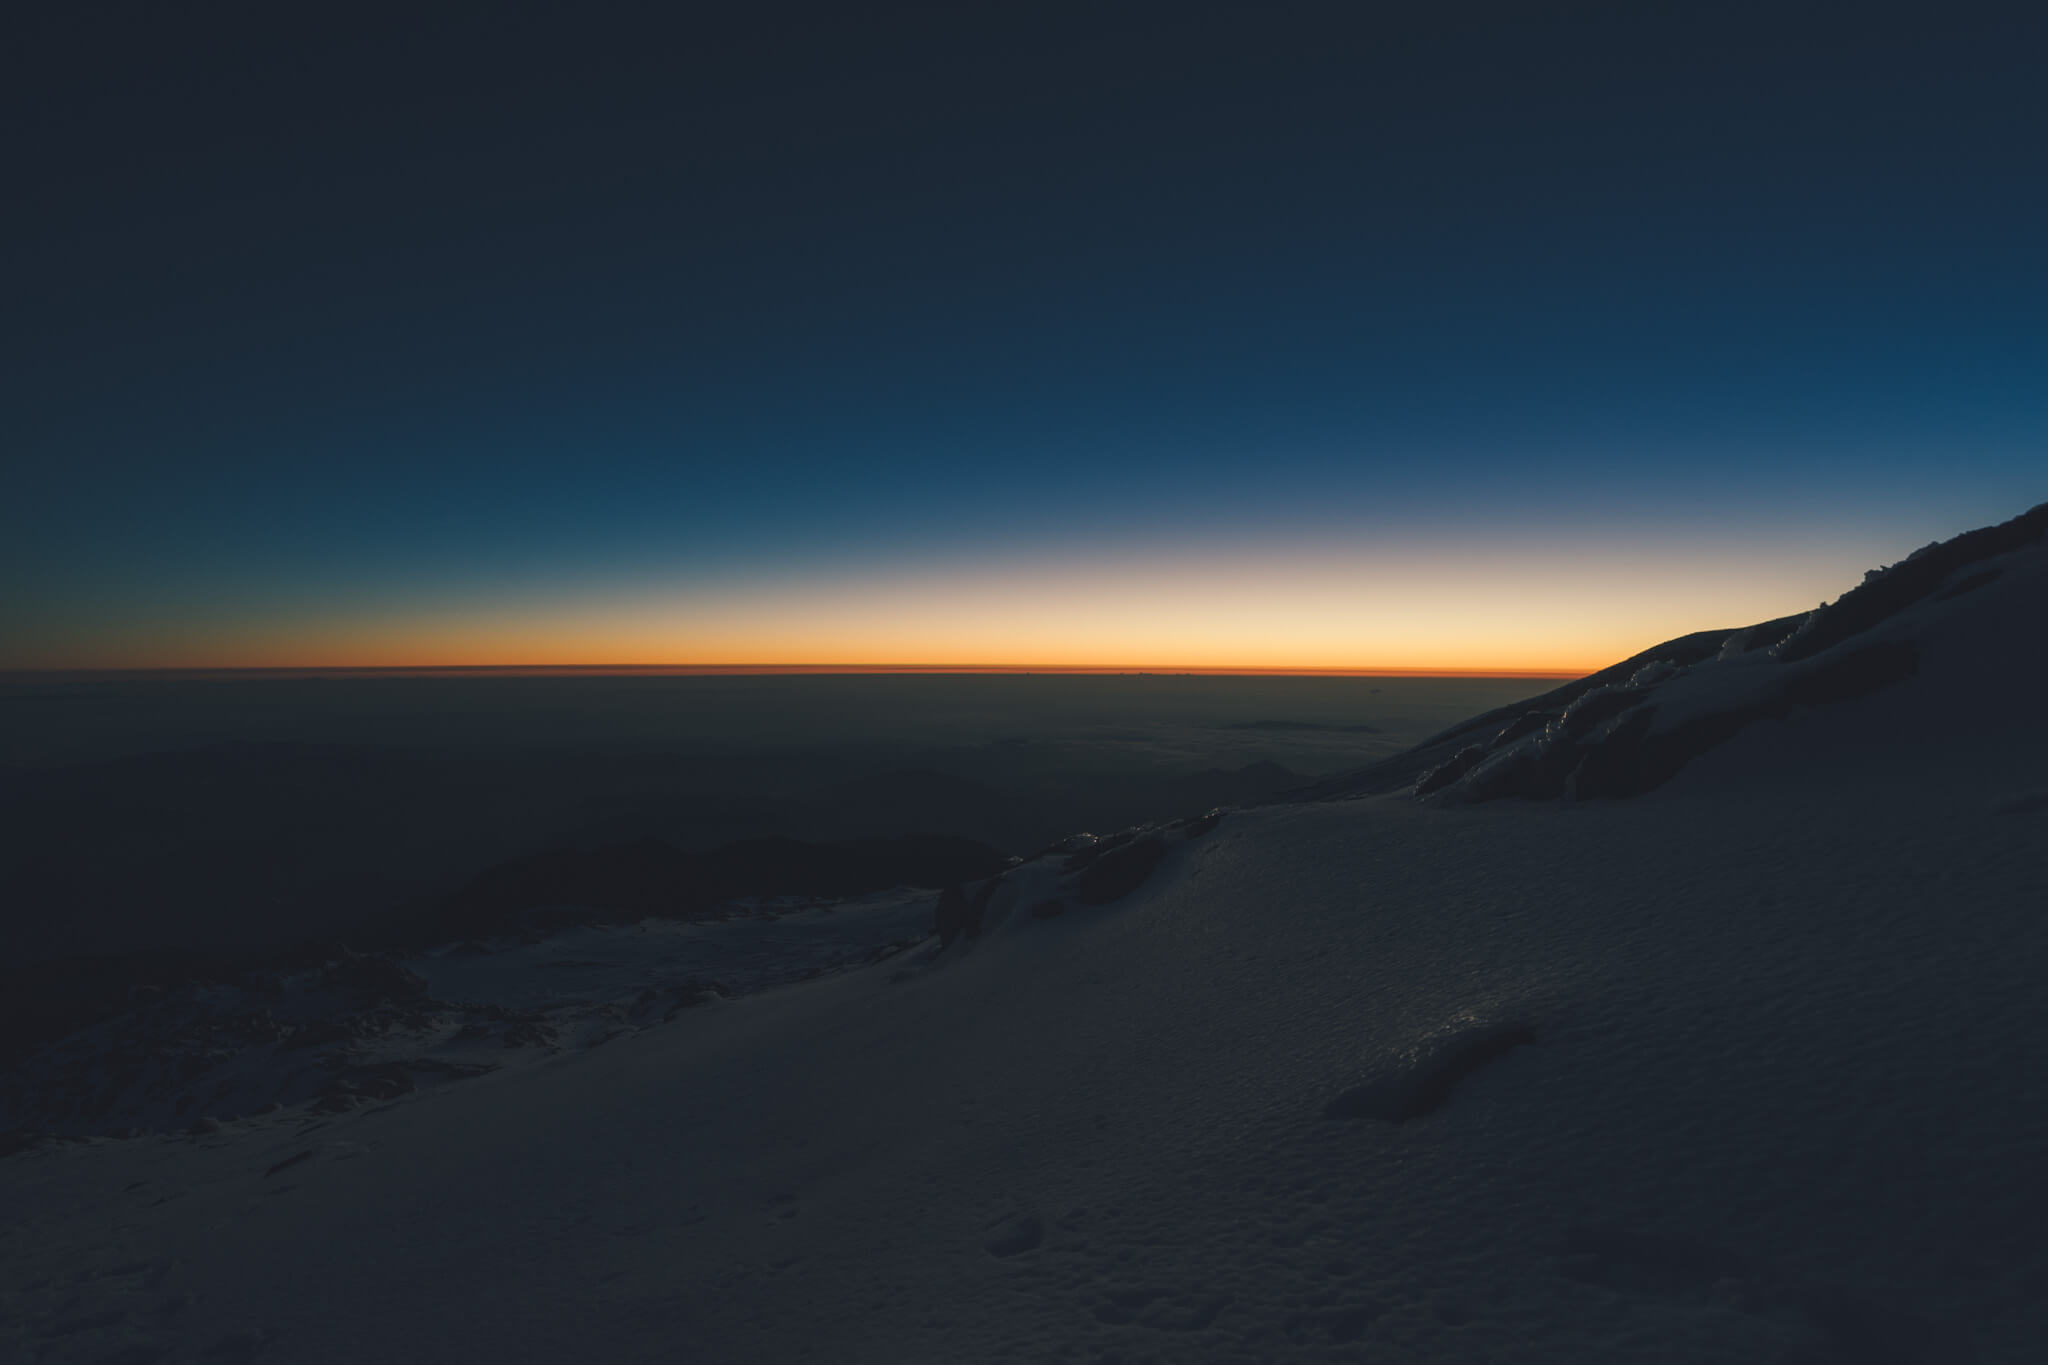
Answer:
[0,672,1544,962]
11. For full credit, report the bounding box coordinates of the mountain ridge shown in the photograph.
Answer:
[1301,500,2047,803]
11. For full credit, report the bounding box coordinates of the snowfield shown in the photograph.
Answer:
[4,508,2045,1363]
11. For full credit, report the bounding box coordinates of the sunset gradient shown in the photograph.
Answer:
[6,6,2043,674]
[5,512,1998,674]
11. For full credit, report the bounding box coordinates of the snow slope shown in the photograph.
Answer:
[4,513,2046,1364]
[1308,501,2048,804]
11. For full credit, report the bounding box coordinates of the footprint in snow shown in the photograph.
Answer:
[983,1214,1044,1257]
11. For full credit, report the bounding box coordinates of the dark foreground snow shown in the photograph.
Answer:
[3,514,2045,1363]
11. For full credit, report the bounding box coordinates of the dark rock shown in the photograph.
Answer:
[1063,829,1137,872]
[263,1150,314,1178]
[1030,832,1100,862]
[1490,711,1553,745]
[1776,500,2046,661]
[661,986,721,1021]
[1458,744,1553,802]
[1323,1022,1535,1123]
[1733,614,1805,652]
[1029,898,1067,919]
[1070,836,1169,905]
[965,877,1001,939]
[933,884,969,948]
[1415,746,1486,796]
[1558,687,1643,738]
[1559,708,1668,799]
[936,878,1004,944]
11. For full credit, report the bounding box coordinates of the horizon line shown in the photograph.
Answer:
[1,662,1594,680]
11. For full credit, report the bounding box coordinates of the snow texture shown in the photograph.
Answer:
[4,506,2047,1363]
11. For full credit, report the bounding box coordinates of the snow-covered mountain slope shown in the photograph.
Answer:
[1309,500,2048,803]
[4,511,2046,1364]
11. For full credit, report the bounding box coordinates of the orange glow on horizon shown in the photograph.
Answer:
[5,535,1878,677]
[9,661,1594,679]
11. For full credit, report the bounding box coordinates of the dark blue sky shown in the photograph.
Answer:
[6,2,2044,667]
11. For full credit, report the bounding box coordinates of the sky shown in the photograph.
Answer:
[4,1,2043,672]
